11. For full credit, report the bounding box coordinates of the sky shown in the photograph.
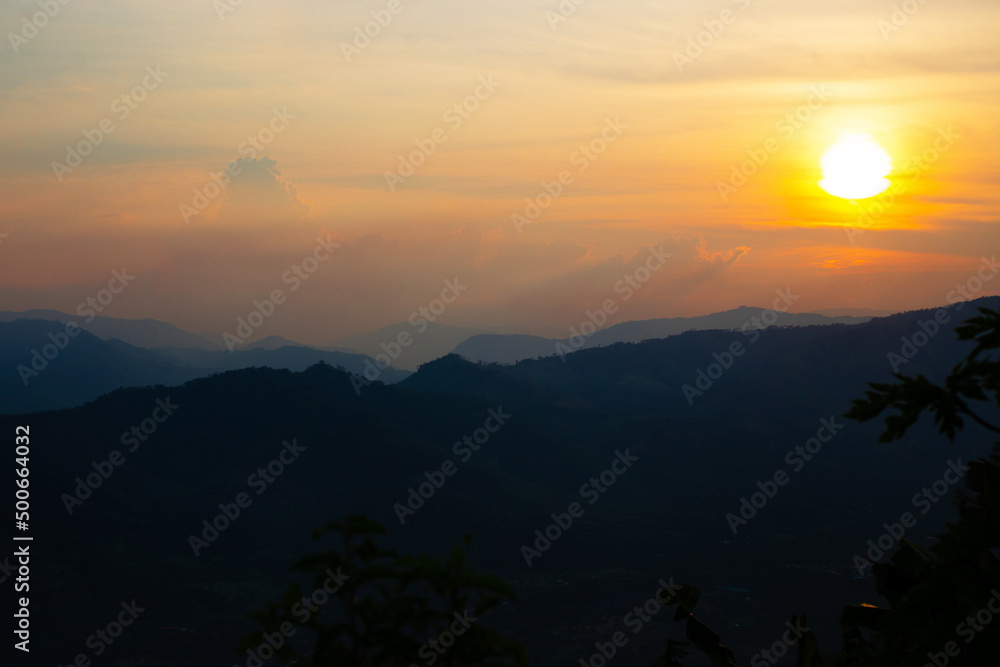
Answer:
[1,0,998,344]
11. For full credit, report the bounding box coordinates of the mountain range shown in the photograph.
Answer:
[2,297,993,664]
[0,308,222,349]
[0,319,410,414]
[0,305,887,377]
[452,306,876,364]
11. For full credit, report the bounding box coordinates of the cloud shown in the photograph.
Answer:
[215,157,310,225]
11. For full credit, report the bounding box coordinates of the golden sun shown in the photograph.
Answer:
[818,134,893,200]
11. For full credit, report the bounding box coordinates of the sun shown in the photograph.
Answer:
[818,134,893,200]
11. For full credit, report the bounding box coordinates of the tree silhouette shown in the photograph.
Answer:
[239,515,527,666]
[840,306,1000,666]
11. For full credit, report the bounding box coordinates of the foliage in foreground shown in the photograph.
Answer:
[835,308,1000,666]
[239,516,526,666]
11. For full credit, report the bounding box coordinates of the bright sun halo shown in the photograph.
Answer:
[819,134,893,200]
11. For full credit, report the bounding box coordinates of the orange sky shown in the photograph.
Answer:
[1,0,998,342]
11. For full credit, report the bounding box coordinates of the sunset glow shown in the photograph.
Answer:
[0,0,998,341]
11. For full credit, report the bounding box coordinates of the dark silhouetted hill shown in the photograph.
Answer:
[452,306,873,364]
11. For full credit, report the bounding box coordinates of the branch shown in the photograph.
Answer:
[964,407,1000,435]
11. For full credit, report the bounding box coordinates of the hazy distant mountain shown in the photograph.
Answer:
[453,306,875,364]
[588,306,872,345]
[0,309,222,350]
[240,335,307,350]
[451,333,561,364]
[333,322,494,371]
[0,319,202,414]
[0,320,409,414]
[194,333,360,355]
